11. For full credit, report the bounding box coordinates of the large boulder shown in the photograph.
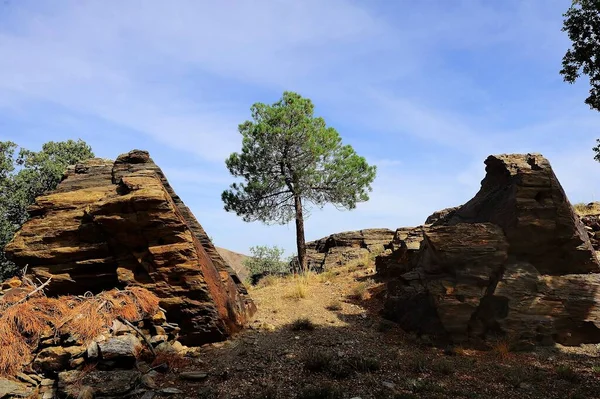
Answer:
[375,227,423,278]
[5,150,256,346]
[382,154,600,346]
[306,228,395,271]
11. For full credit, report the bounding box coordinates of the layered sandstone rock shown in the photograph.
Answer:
[306,229,394,271]
[375,227,423,278]
[576,202,600,253]
[383,154,600,346]
[5,150,255,345]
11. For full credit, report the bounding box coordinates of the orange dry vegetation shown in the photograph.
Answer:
[0,280,160,376]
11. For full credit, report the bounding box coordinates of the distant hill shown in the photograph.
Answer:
[216,247,250,282]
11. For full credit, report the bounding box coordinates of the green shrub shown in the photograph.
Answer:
[244,245,288,277]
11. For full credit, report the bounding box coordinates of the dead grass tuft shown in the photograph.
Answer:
[491,338,511,360]
[284,283,307,300]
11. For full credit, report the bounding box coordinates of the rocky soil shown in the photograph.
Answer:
[134,264,600,399]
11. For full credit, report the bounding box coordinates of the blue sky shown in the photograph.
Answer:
[1,0,599,255]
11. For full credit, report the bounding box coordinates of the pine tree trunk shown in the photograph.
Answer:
[294,194,307,273]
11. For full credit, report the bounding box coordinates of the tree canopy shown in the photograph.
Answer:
[0,139,94,279]
[222,91,376,271]
[561,0,600,160]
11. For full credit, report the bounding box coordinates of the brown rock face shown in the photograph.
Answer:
[306,229,395,271]
[382,154,600,346]
[5,150,256,345]
[375,227,423,278]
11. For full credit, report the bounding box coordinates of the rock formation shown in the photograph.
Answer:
[576,202,600,253]
[306,229,395,271]
[375,227,423,278]
[382,154,600,346]
[5,150,256,345]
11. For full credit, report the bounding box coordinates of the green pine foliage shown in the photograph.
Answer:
[560,1,600,160]
[222,91,377,270]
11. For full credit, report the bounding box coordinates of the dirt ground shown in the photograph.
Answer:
[156,265,600,399]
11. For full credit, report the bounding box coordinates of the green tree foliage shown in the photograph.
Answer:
[243,245,288,277]
[560,0,600,159]
[222,91,377,271]
[0,139,94,279]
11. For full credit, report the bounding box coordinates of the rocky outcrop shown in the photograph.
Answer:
[424,206,460,225]
[577,202,600,253]
[382,154,600,346]
[306,229,395,271]
[375,227,423,278]
[5,150,256,345]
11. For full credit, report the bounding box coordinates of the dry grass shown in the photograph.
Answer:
[574,202,600,216]
[284,282,308,300]
[491,338,512,361]
[0,281,161,376]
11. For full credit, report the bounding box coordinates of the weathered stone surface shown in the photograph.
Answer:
[383,154,600,346]
[577,202,600,251]
[0,378,33,398]
[437,154,598,275]
[98,335,142,360]
[375,227,423,278]
[58,370,141,397]
[424,206,460,225]
[306,229,394,271]
[5,150,256,345]
[33,346,71,372]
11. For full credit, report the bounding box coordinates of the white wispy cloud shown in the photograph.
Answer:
[0,0,598,255]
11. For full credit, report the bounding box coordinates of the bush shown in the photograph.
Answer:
[291,317,316,331]
[326,300,342,311]
[350,282,369,300]
[244,245,289,281]
[556,365,579,382]
[303,351,333,372]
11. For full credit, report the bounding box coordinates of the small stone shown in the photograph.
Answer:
[382,381,396,389]
[150,335,168,345]
[160,387,183,394]
[34,346,71,372]
[0,378,33,397]
[179,372,208,381]
[87,341,99,359]
[152,310,167,324]
[171,341,187,354]
[16,373,38,386]
[42,391,55,399]
[141,374,157,389]
[69,357,85,369]
[98,334,142,360]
